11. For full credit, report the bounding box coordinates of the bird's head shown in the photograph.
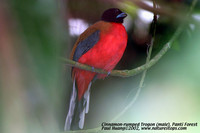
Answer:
[101,8,127,23]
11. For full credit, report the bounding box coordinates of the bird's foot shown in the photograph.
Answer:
[91,67,95,72]
[107,71,111,76]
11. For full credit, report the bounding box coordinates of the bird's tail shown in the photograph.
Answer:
[64,78,92,130]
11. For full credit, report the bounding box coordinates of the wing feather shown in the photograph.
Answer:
[73,30,100,61]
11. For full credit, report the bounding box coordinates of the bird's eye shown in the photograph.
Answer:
[115,9,119,13]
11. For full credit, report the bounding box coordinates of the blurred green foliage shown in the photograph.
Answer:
[1,0,68,132]
[0,0,200,133]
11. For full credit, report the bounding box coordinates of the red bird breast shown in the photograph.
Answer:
[72,21,127,100]
[79,22,127,70]
[65,8,128,130]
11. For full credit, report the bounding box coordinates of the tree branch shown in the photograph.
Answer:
[126,0,199,26]
[109,0,158,124]
[63,40,173,78]
[63,0,197,78]
[63,0,197,132]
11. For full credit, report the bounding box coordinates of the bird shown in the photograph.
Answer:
[64,8,127,130]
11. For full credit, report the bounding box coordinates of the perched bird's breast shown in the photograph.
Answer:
[78,21,127,71]
[100,22,127,48]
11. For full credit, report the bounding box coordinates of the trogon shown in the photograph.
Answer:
[65,8,127,130]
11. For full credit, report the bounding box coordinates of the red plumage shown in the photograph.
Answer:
[72,21,127,100]
[65,8,127,130]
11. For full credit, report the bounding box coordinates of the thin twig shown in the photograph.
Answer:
[110,0,158,123]
[62,40,173,78]
[63,0,197,78]
[63,0,197,132]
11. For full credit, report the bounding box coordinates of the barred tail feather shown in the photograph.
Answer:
[64,80,92,130]
[84,82,91,114]
[79,82,91,128]
[64,78,77,130]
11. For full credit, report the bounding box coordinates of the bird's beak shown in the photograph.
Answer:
[116,12,127,19]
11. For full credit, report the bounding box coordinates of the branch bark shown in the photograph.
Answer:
[63,0,197,78]
[63,0,197,132]
[63,40,174,78]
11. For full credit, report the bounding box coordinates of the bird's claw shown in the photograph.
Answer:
[92,67,95,72]
[107,71,111,76]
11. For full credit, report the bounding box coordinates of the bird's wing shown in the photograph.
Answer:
[72,30,100,61]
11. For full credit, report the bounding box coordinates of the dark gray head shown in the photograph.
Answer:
[101,8,127,23]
